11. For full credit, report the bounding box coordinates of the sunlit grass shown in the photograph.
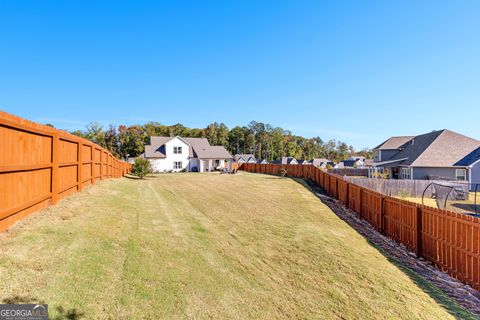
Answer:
[0,173,474,319]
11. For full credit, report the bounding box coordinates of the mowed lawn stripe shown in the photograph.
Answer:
[0,172,475,319]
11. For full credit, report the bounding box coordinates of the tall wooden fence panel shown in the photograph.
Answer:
[348,184,362,214]
[238,163,480,290]
[344,176,470,198]
[421,207,480,290]
[337,179,348,205]
[360,189,383,232]
[328,168,368,177]
[0,111,131,232]
[329,175,338,199]
[383,197,420,254]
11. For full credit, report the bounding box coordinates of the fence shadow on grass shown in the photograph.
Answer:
[286,177,477,320]
[2,296,85,320]
[375,247,476,320]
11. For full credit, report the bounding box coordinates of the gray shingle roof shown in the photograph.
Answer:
[234,154,256,162]
[456,147,480,166]
[381,130,480,167]
[374,136,414,150]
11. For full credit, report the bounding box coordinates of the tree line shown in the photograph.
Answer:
[69,121,372,163]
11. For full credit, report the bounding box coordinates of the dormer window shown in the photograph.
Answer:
[173,146,182,154]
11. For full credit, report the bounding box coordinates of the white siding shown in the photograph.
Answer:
[149,137,190,172]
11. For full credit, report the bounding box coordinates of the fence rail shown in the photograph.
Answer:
[240,163,480,290]
[343,176,470,198]
[0,111,131,232]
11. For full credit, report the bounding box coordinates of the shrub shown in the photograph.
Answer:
[132,158,152,179]
[398,188,410,199]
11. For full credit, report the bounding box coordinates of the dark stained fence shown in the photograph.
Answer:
[0,111,131,232]
[337,179,348,205]
[344,176,469,198]
[360,189,383,232]
[239,163,480,290]
[329,175,338,199]
[348,184,362,214]
[383,197,420,254]
[328,168,369,177]
[421,206,480,289]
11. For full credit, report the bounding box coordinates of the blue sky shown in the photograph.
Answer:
[1,1,479,149]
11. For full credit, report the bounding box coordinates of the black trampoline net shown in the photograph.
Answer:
[423,182,479,215]
[432,183,458,210]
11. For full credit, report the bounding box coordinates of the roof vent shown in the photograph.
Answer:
[411,139,415,145]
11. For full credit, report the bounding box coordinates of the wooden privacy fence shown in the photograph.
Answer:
[240,163,480,290]
[328,168,369,177]
[343,176,470,198]
[0,111,131,232]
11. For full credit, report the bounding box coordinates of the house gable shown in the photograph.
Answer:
[375,130,480,168]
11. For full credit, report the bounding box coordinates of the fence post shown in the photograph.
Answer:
[358,188,363,219]
[380,196,385,234]
[91,145,96,185]
[100,152,104,180]
[77,142,83,191]
[345,181,349,207]
[335,177,339,199]
[51,133,60,205]
[415,206,423,257]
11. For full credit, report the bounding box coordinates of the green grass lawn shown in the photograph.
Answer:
[0,172,475,319]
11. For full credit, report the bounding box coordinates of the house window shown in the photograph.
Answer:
[173,161,182,169]
[456,169,467,181]
[400,167,411,180]
[173,146,182,154]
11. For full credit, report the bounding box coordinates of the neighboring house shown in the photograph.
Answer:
[373,136,415,163]
[234,154,257,164]
[454,147,480,184]
[143,136,232,172]
[311,158,333,168]
[372,129,480,182]
[257,159,269,164]
[274,157,298,165]
[298,160,312,165]
[364,159,374,167]
[335,156,366,168]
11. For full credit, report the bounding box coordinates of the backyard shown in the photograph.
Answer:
[0,172,475,319]
[400,192,479,215]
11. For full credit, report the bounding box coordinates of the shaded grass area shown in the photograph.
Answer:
[0,173,475,319]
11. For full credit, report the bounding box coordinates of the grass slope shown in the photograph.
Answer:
[0,173,474,319]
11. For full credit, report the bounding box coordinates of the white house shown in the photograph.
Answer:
[141,136,233,173]
[234,154,256,164]
[274,157,298,165]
